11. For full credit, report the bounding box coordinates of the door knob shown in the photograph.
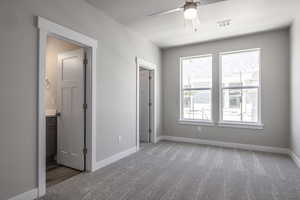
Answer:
[56,112,61,117]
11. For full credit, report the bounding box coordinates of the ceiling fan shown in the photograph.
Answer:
[149,0,226,20]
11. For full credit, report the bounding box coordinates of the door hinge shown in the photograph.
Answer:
[149,102,152,106]
[149,128,152,133]
[83,148,88,155]
[83,103,88,110]
[149,76,152,80]
[83,58,88,65]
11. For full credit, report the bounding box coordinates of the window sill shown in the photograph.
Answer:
[177,120,215,127]
[177,120,264,130]
[217,121,264,130]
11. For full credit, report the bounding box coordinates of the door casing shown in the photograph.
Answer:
[37,16,97,197]
[136,57,158,151]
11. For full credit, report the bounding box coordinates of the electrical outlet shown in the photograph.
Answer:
[118,136,122,144]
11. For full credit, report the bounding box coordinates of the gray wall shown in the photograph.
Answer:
[0,0,161,199]
[162,29,290,148]
[291,17,300,157]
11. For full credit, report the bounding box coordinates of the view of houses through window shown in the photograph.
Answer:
[181,55,212,121]
[221,49,260,123]
[180,49,260,125]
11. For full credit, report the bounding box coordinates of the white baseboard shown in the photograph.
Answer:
[9,147,137,200]
[289,151,300,168]
[159,135,289,154]
[8,188,38,200]
[94,146,137,171]
[156,135,163,143]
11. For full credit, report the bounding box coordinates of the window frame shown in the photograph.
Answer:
[179,54,214,125]
[218,48,263,128]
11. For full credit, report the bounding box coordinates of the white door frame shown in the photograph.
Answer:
[37,16,97,197]
[136,57,158,151]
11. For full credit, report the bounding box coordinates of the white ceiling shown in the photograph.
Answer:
[87,0,299,48]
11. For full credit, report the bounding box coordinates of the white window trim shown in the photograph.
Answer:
[218,48,263,128]
[179,54,214,123]
[217,121,264,130]
[178,120,215,126]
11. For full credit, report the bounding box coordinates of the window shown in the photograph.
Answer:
[180,55,213,121]
[178,49,263,128]
[220,49,261,124]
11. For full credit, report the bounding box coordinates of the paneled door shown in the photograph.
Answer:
[139,69,151,143]
[57,49,85,171]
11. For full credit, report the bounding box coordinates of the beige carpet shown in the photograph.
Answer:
[42,141,300,200]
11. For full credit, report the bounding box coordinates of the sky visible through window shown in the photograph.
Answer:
[182,56,212,89]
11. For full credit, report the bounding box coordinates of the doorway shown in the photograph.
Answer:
[45,36,85,187]
[38,16,98,197]
[139,68,153,143]
[136,57,157,150]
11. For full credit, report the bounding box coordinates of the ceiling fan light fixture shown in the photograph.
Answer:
[183,3,198,20]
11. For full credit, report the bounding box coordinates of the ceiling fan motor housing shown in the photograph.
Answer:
[183,2,198,20]
[184,2,198,11]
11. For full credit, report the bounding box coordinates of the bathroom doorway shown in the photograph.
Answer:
[45,36,85,187]
[37,17,97,197]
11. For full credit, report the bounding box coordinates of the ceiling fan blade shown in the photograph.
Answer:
[148,7,183,17]
[195,0,226,5]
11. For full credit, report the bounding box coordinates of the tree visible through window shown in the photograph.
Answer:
[180,55,212,121]
[220,49,260,123]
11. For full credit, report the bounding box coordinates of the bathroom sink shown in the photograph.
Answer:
[46,109,57,117]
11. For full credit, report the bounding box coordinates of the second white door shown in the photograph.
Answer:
[139,69,151,143]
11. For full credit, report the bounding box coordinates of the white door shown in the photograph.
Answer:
[139,69,150,143]
[57,49,85,171]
